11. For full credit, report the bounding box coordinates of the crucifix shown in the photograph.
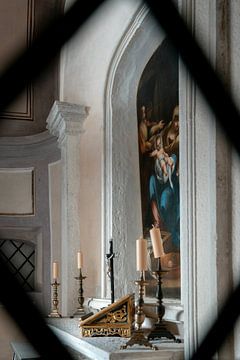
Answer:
[106,239,115,304]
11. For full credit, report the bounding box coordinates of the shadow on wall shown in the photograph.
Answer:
[0,307,26,359]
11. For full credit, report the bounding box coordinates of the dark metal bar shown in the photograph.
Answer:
[109,240,115,303]
[144,0,240,359]
[106,239,115,303]
[0,0,239,358]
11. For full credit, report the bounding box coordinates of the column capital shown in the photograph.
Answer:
[46,100,89,145]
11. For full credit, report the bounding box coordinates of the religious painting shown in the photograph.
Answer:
[137,38,180,298]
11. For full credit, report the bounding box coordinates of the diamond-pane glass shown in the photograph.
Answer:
[0,239,35,291]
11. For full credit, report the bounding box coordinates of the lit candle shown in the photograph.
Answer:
[52,261,59,280]
[136,238,148,271]
[77,251,83,269]
[150,226,164,258]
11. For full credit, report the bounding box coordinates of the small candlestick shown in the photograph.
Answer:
[120,271,157,350]
[73,268,87,317]
[148,246,181,342]
[48,278,62,318]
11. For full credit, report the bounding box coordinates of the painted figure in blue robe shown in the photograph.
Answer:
[147,106,180,250]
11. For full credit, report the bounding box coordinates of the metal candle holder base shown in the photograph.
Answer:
[73,268,87,317]
[148,257,180,343]
[148,321,180,342]
[121,271,158,351]
[48,280,62,318]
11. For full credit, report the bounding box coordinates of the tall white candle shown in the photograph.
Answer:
[150,226,164,258]
[77,251,83,269]
[136,238,148,271]
[52,261,59,280]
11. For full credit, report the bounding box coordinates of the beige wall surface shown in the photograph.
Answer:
[0,168,34,215]
[61,0,142,299]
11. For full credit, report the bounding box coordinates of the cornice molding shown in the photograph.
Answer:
[46,100,89,146]
[0,131,59,159]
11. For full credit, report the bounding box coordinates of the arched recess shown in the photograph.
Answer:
[103,4,183,316]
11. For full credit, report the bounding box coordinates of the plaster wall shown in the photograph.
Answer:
[193,0,218,341]
[60,0,142,298]
[172,1,219,355]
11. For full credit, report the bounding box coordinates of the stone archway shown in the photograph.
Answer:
[104,5,166,299]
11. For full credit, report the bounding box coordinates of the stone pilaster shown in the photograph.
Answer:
[47,101,89,315]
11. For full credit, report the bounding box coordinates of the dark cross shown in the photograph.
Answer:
[106,239,115,303]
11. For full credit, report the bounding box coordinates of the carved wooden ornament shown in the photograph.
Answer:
[79,294,135,337]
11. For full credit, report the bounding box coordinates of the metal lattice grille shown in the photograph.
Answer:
[0,239,35,291]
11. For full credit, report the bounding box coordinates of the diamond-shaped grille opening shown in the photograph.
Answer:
[0,239,35,291]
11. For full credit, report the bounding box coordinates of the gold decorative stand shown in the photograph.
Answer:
[121,272,157,350]
[148,257,180,342]
[48,280,62,318]
[79,294,134,337]
[73,268,87,317]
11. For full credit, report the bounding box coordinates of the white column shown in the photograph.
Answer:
[47,100,89,315]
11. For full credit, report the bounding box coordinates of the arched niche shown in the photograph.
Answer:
[104,6,182,305]
[137,38,180,300]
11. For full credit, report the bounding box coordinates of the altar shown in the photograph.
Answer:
[47,317,184,360]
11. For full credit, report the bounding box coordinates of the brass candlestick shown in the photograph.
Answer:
[120,271,157,350]
[148,257,180,342]
[48,279,62,318]
[73,268,87,316]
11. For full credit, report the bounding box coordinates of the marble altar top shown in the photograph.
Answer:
[47,317,184,360]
